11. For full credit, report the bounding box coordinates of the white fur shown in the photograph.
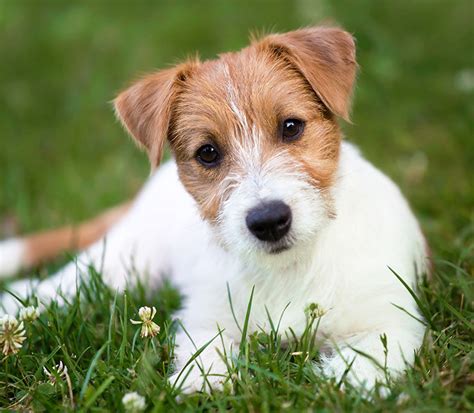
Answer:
[0,142,428,396]
[0,238,25,278]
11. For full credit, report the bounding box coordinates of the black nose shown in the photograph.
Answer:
[246,201,292,242]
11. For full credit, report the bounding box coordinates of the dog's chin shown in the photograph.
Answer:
[246,239,312,272]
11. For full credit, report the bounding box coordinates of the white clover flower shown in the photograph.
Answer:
[130,306,160,338]
[43,361,68,385]
[122,391,146,412]
[0,315,26,355]
[19,306,40,322]
[43,361,74,407]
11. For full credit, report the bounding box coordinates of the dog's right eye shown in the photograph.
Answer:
[196,144,220,167]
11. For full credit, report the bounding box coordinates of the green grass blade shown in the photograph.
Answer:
[388,266,436,330]
[83,375,115,409]
[79,341,110,402]
[239,286,255,355]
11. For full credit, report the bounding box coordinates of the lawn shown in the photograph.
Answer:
[0,0,472,411]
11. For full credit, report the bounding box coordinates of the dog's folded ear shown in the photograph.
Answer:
[114,61,197,167]
[259,27,357,121]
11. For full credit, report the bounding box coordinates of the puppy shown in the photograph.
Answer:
[0,27,429,395]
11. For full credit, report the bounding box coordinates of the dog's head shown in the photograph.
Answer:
[115,27,357,268]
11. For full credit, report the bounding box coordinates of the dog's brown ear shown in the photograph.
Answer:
[260,27,357,121]
[114,61,196,167]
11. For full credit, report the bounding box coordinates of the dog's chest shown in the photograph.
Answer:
[232,269,334,338]
[173,244,334,339]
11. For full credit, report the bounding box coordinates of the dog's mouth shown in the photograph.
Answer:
[266,241,293,254]
[268,245,291,254]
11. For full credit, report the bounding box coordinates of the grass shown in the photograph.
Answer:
[0,263,472,411]
[0,0,473,411]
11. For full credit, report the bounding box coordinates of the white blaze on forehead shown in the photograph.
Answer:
[222,63,263,176]
[223,63,250,133]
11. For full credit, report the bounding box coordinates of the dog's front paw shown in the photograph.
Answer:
[170,364,227,395]
[320,348,390,398]
[171,330,235,395]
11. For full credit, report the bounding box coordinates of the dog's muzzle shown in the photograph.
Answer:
[246,200,292,245]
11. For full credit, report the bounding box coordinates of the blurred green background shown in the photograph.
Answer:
[0,0,472,263]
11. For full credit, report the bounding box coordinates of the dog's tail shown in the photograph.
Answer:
[0,201,131,278]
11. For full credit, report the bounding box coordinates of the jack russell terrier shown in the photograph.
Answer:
[0,27,429,395]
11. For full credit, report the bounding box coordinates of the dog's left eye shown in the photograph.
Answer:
[196,144,220,167]
[281,119,304,142]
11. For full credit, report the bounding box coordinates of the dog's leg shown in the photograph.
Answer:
[320,319,424,396]
[0,237,133,315]
[0,203,136,315]
[0,261,82,314]
[170,330,236,394]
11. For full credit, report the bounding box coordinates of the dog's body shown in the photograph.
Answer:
[0,27,428,395]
